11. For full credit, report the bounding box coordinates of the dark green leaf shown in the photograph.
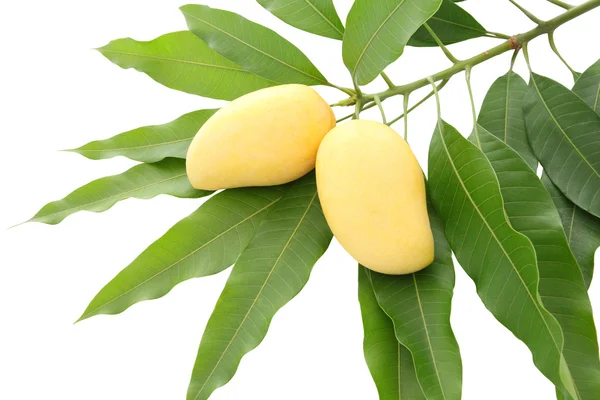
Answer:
[358,266,426,400]
[27,158,208,225]
[69,109,217,163]
[478,72,537,171]
[573,58,600,114]
[181,5,328,86]
[524,73,600,219]
[187,173,332,400]
[367,201,462,400]
[408,0,487,47]
[98,31,275,100]
[257,0,344,40]
[343,0,443,85]
[428,120,577,398]
[477,126,600,399]
[542,173,600,288]
[78,187,283,321]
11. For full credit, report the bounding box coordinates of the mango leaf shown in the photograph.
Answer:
[98,31,275,100]
[78,186,283,321]
[573,58,600,114]
[367,201,462,400]
[187,173,332,400]
[428,120,577,398]
[343,0,443,85]
[408,0,486,47]
[542,173,600,289]
[524,73,600,219]
[478,72,537,171]
[69,109,217,163]
[358,266,426,400]
[26,158,208,226]
[476,126,600,399]
[181,5,328,86]
[257,0,344,40]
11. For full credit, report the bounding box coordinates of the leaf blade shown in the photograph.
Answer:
[186,173,332,400]
[257,0,344,39]
[573,58,600,114]
[28,158,208,225]
[98,31,275,100]
[181,4,328,86]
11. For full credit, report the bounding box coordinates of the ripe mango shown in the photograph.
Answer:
[316,120,434,275]
[186,84,335,190]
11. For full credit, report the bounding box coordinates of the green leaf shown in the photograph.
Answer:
[477,72,538,171]
[573,58,600,114]
[358,266,426,400]
[78,186,283,321]
[428,120,577,398]
[343,0,443,85]
[524,73,600,219]
[476,126,600,399]
[257,0,344,40]
[408,0,487,47]
[542,173,600,288]
[98,31,275,100]
[27,158,208,225]
[367,201,462,400]
[187,173,332,400]
[69,109,217,163]
[181,4,328,86]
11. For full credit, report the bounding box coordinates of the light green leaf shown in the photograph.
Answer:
[573,58,600,114]
[257,0,344,40]
[367,201,462,400]
[181,5,328,86]
[98,31,275,100]
[542,173,600,289]
[343,0,443,85]
[69,109,217,163]
[78,186,283,321]
[524,73,600,219]
[478,72,537,171]
[408,0,486,47]
[27,158,208,225]
[428,120,577,398]
[186,173,332,400]
[358,266,426,400]
[477,126,600,399]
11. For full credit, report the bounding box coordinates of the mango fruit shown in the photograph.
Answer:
[316,120,434,275]
[186,84,335,190]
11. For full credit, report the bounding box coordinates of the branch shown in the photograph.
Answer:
[508,0,543,24]
[547,0,574,10]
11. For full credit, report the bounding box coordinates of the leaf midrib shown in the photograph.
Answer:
[77,137,193,153]
[191,190,318,400]
[302,0,343,36]
[504,73,512,143]
[428,16,486,35]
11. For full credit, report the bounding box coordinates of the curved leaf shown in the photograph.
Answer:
[542,173,600,288]
[573,58,600,114]
[524,73,600,218]
[358,266,426,400]
[343,0,443,85]
[428,120,577,397]
[257,0,344,40]
[477,127,600,399]
[70,109,217,163]
[478,71,537,171]
[408,0,486,47]
[98,31,275,100]
[367,201,462,400]
[27,158,208,225]
[187,173,332,400]
[181,4,328,86]
[78,187,283,321]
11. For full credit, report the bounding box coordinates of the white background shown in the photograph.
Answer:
[1,1,600,399]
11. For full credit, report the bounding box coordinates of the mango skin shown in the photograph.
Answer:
[186,84,335,190]
[316,120,434,275]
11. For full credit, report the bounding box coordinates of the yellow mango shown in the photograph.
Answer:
[316,120,434,275]
[186,84,335,190]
